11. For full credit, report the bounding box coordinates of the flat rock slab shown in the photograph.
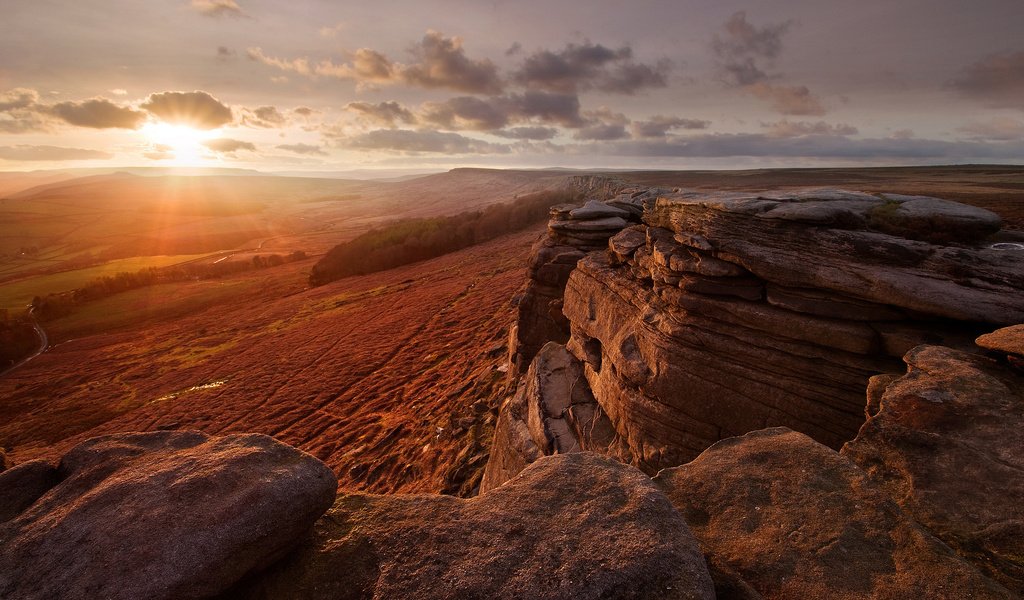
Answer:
[0,431,338,600]
[655,427,1014,599]
[976,324,1024,358]
[842,345,1024,594]
[570,199,632,220]
[550,216,629,232]
[236,452,716,600]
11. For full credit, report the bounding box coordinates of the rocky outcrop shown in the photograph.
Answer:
[0,431,337,600]
[842,337,1024,594]
[509,182,670,376]
[654,427,1014,599]
[489,186,1022,485]
[234,452,716,600]
[481,342,614,492]
[976,323,1024,368]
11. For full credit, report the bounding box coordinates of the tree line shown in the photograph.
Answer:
[309,189,576,286]
[31,251,307,321]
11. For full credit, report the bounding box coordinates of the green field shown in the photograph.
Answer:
[0,254,211,311]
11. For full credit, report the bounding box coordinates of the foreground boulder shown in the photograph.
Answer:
[0,431,338,600]
[235,452,715,600]
[655,428,1013,599]
[843,342,1024,594]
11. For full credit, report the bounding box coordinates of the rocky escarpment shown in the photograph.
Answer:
[488,185,1024,485]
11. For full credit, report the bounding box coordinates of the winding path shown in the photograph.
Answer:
[1,308,48,376]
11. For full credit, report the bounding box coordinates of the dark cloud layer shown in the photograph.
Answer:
[0,145,112,161]
[632,116,710,138]
[513,42,669,94]
[950,50,1024,108]
[492,126,558,140]
[762,119,857,137]
[141,91,233,129]
[49,98,147,129]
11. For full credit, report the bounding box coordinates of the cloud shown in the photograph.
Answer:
[241,105,286,128]
[957,117,1024,141]
[420,96,509,130]
[747,83,825,116]
[345,101,417,127]
[513,42,669,94]
[762,119,857,137]
[190,0,245,18]
[217,46,237,61]
[344,129,511,154]
[48,98,147,129]
[950,50,1024,108]
[203,138,256,153]
[712,11,791,64]
[293,107,317,117]
[0,88,49,133]
[319,22,346,37]
[0,145,113,161]
[493,126,558,140]
[0,88,39,112]
[248,31,502,94]
[505,91,584,128]
[140,91,233,129]
[110,88,128,96]
[399,31,503,94]
[711,12,825,116]
[575,133,1024,161]
[573,107,630,140]
[276,143,328,156]
[632,115,710,138]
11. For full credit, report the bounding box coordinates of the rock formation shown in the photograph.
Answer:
[655,427,1014,599]
[0,431,338,600]
[842,330,1024,594]
[488,184,1024,486]
[232,452,716,600]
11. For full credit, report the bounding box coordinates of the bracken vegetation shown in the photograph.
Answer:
[309,189,577,286]
[0,317,38,369]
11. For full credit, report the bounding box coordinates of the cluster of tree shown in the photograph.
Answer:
[0,318,39,369]
[309,189,576,286]
[31,250,307,321]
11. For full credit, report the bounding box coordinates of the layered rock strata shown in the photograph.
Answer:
[489,186,1024,484]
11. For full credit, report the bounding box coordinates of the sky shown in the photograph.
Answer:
[1,0,1023,172]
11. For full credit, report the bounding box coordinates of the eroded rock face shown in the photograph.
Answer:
[481,342,614,493]
[0,460,58,524]
[655,428,1014,599]
[842,343,1024,594]
[490,184,1018,504]
[235,452,716,600]
[0,431,338,600]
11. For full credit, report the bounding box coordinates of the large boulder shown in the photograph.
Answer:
[655,428,1013,599]
[843,343,1024,594]
[236,452,715,600]
[0,460,59,524]
[0,431,338,600]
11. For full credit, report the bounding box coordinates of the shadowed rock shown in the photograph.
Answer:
[842,343,1024,594]
[0,431,338,600]
[0,460,59,523]
[655,428,1014,599]
[235,452,715,600]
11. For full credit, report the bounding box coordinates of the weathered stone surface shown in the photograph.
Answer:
[549,216,629,232]
[237,453,716,600]
[608,225,647,262]
[843,345,1024,594]
[482,342,614,492]
[646,190,1024,324]
[570,199,631,220]
[655,428,1014,599]
[0,460,58,524]
[766,283,906,321]
[870,193,1003,242]
[976,324,1024,359]
[0,431,338,600]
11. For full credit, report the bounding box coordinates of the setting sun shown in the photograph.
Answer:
[141,122,219,165]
